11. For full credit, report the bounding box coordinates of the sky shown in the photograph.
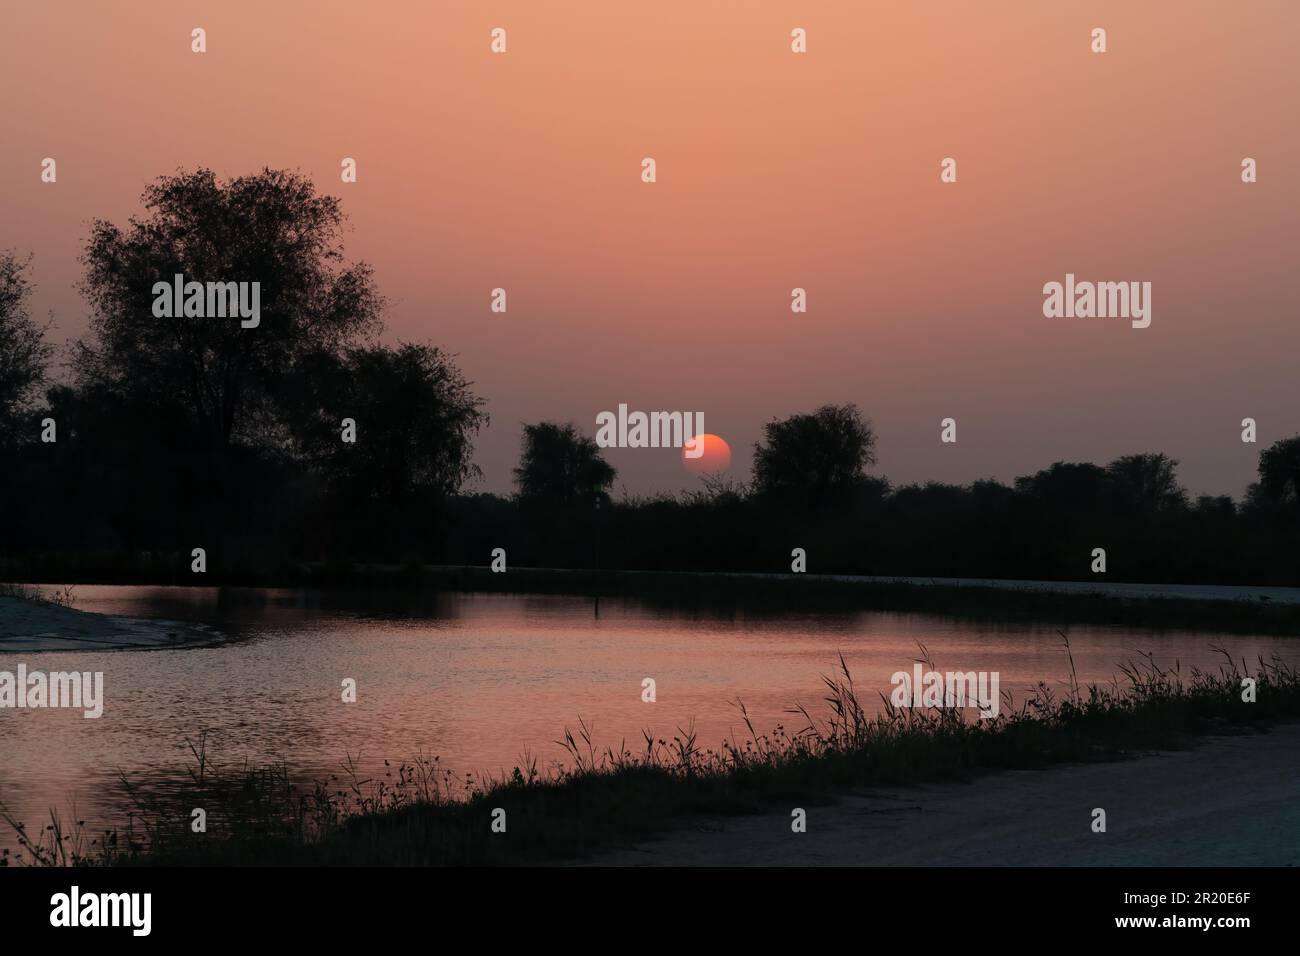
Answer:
[2,1,1296,499]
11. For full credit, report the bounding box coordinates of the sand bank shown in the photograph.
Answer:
[0,595,223,652]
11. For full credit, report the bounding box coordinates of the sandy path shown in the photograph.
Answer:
[0,596,222,652]
[584,723,1300,866]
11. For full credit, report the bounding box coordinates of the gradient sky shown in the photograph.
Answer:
[2,1,1296,498]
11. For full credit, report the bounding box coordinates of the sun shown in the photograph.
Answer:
[682,433,732,475]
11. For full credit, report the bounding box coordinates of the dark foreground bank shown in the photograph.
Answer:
[587,721,1300,866]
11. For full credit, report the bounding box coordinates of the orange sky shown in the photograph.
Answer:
[2,1,1296,497]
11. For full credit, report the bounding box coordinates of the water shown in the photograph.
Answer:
[1,585,1294,848]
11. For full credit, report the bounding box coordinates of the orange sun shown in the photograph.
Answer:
[682,433,732,475]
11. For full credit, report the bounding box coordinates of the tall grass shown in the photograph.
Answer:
[3,642,1297,866]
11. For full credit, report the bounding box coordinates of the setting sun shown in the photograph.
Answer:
[683,433,731,475]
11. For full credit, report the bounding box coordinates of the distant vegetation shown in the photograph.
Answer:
[3,169,1300,587]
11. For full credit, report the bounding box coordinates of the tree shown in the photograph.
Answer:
[514,422,615,506]
[290,343,487,502]
[0,251,52,454]
[751,403,876,506]
[1014,461,1109,512]
[1105,453,1186,512]
[73,168,383,466]
[1257,436,1300,508]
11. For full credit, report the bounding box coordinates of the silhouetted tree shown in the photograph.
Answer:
[752,403,876,507]
[1014,461,1109,512]
[1257,436,1300,508]
[1193,494,1235,517]
[0,251,52,455]
[514,422,615,506]
[291,343,486,502]
[73,168,383,468]
[1105,453,1186,512]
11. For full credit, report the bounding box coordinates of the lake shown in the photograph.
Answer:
[1,584,1294,850]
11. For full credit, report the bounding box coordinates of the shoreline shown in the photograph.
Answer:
[7,566,1300,637]
[13,561,1300,602]
[0,595,224,653]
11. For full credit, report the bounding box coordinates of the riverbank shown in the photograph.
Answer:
[399,566,1300,634]
[6,563,1300,635]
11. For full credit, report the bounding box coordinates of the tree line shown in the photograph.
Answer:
[2,168,1298,585]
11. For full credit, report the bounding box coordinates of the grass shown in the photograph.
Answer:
[3,637,1298,867]
[0,581,76,608]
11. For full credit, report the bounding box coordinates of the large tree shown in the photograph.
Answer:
[513,422,615,506]
[73,168,383,464]
[751,403,877,506]
[0,251,52,454]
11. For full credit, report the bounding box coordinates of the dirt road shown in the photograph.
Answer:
[584,723,1300,866]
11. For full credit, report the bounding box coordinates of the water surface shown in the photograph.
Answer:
[1,585,1293,848]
